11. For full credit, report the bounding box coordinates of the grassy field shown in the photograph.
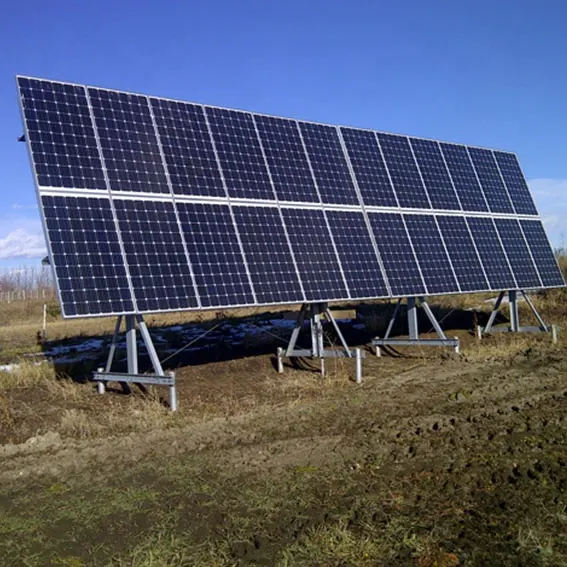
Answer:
[1,282,567,566]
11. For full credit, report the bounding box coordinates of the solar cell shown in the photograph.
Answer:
[404,214,459,294]
[409,139,461,210]
[467,147,514,213]
[150,98,226,197]
[325,210,389,298]
[439,143,488,212]
[88,88,169,194]
[282,208,349,301]
[368,213,426,296]
[466,217,517,289]
[520,220,565,287]
[339,128,398,207]
[493,151,538,215]
[436,216,490,291]
[205,107,274,200]
[254,115,319,203]
[114,199,199,312]
[299,122,359,205]
[42,195,134,316]
[176,202,255,307]
[232,205,304,303]
[494,218,541,289]
[375,133,430,209]
[18,77,106,191]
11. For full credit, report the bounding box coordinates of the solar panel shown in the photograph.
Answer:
[18,76,564,319]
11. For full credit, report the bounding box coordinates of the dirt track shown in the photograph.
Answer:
[1,331,567,565]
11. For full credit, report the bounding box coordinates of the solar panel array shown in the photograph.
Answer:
[18,76,564,318]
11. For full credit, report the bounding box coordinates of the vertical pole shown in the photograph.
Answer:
[407,297,419,340]
[42,303,47,341]
[277,347,284,373]
[552,325,558,344]
[355,348,362,384]
[105,315,123,373]
[483,291,505,334]
[169,373,177,412]
[126,314,138,375]
[137,315,164,375]
[509,290,519,332]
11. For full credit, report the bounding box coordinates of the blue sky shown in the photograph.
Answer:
[1,0,566,267]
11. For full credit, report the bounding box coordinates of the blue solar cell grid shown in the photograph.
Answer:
[439,143,488,212]
[325,210,389,299]
[403,215,458,294]
[282,208,348,301]
[436,216,490,292]
[466,217,517,289]
[339,127,398,207]
[18,78,106,191]
[41,195,134,316]
[467,147,514,214]
[88,88,169,194]
[205,107,274,200]
[176,202,255,307]
[114,199,198,312]
[493,151,538,216]
[299,122,359,205]
[254,115,319,203]
[520,220,565,287]
[150,98,226,198]
[232,205,304,304]
[494,218,541,289]
[409,139,461,211]
[375,133,430,209]
[368,213,426,296]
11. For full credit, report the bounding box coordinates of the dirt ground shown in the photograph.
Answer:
[1,296,567,566]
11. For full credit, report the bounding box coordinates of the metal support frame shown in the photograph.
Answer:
[481,290,553,336]
[277,303,364,382]
[372,297,459,355]
[93,314,177,411]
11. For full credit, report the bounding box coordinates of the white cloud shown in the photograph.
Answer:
[528,178,567,248]
[0,227,47,259]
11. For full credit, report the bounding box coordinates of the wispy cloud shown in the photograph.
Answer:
[0,227,46,259]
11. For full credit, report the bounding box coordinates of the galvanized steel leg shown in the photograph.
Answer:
[520,290,548,331]
[483,291,505,334]
[105,315,123,373]
[137,314,164,375]
[407,297,419,340]
[509,290,519,332]
[125,314,138,375]
[324,306,352,358]
[419,297,448,340]
[384,299,402,340]
[355,348,362,384]
[285,304,307,357]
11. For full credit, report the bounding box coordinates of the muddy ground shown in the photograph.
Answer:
[0,302,566,566]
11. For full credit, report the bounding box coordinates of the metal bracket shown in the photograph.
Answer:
[93,314,177,411]
[480,290,555,339]
[372,297,460,355]
[277,303,364,383]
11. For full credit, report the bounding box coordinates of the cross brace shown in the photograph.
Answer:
[372,297,459,356]
[277,303,363,383]
[93,314,177,411]
[480,290,555,337]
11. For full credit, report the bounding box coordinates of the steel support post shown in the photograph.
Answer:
[482,291,505,335]
[105,315,123,373]
[407,297,419,340]
[509,290,519,333]
[520,291,549,331]
[125,314,138,375]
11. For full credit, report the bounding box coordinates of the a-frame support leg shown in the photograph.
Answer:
[94,314,177,411]
[373,297,459,355]
[481,290,555,337]
[277,303,363,382]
